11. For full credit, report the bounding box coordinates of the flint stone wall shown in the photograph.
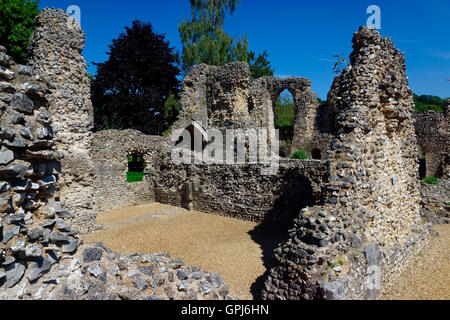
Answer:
[91,129,328,223]
[1,9,236,299]
[153,160,328,223]
[28,9,96,234]
[0,45,79,290]
[92,130,171,212]
[174,62,334,158]
[415,107,449,178]
[262,27,431,300]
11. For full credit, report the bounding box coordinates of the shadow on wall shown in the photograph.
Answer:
[248,173,316,299]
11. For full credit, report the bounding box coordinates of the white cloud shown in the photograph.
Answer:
[430,50,450,60]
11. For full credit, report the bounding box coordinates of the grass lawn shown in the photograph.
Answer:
[127,171,144,183]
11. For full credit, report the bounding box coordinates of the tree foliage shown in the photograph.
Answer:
[179,0,274,79]
[0,0,40,64]
[248,50,274,79]
[179,0,247,73]
[413,94,448,114]
[274,93,294,129]
[91,20,181,135]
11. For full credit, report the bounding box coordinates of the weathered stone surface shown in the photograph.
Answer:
[29,8,96,235]
[62,239,78,254]
[4,262,25,288]
[0,67,14,81]
[176,269,189,281]
[11,92,34,114]
[49,231,72,243]
[27,228,44,241]
[0,194,12,212]
[319,278,349,300]
[83,248,103,262]
[26,257,51,282]
[364,243,383,266]
[0,81,15,93]
[0,161,30,179]
[25,244,43,258]
[2,226,20,244]
[0,147,14,165]
[18,65,33,77]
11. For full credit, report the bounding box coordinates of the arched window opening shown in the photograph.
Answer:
[186,124,207,153]
[127,153,144,183]
[274,90,295,158]
[311,148,322,160]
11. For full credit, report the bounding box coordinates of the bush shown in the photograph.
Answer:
[422,175,439,185]
[291,149,308,160]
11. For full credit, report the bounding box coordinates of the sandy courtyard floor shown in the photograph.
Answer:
[83,202,283,300]
[84,202,450,300]
[382,224,450,300]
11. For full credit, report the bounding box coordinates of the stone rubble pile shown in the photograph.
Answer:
[0,242,235,300]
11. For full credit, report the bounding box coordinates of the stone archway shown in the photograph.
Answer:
[265,77,320,156]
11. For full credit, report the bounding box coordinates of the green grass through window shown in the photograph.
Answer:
[127,171,145,183]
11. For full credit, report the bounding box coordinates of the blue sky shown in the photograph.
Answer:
[39,0,450,99]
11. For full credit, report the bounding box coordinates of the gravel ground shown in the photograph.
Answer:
[84,203,449,300]
[382,224,450,300]
[83,203,281,300]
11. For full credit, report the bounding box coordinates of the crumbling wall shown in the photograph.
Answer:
[0,9,235,300]
[28,9,96,234]
[262,27,431,300]
[415,107,449,178]
[174,62,333,159]
[92,130,171,212]
[153,160,328,223]
[0,45,79,289]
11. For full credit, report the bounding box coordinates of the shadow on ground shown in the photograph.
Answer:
[248,174,317,299]
[248,222,291,300]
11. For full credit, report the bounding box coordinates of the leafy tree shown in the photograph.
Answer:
[248,50,274,79]
[92,20,180,135]
[274,92,295,148]
[413,94,447,114]
[274,93,294,129]
[179,0,274,79]
[0,0,40,64]
[179,0,248,74]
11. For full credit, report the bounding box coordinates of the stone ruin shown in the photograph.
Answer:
[415,102,449,224]
[0,9,233,300]
[0,8,447,300]
[173,61,333,159]
[262,27,432,300]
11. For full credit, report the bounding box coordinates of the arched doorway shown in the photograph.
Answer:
[273,90,295,157]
